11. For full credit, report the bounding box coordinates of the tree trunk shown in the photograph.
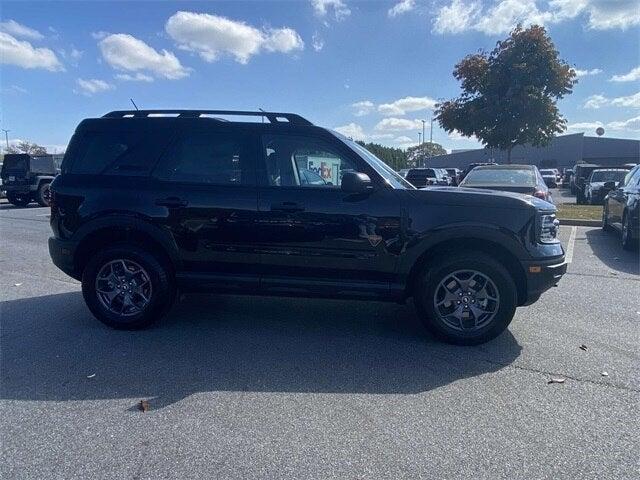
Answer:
[506,146,513,165]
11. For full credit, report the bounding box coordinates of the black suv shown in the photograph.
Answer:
[1,154,57,206]
[48,110,566,345]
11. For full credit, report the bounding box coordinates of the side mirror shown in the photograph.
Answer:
[603,181,616,190]
[341,171,372,193]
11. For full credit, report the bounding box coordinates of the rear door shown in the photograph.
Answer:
[255,132,402,290]
[150,124,260,283]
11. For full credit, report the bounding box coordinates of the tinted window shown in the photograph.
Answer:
[30,156,56,173]
[462,168,535,186]
[2,155,27,172]
[69,130,170,176]
[589,170,627,182]
[155,130,252,185]
[262,134,357,188]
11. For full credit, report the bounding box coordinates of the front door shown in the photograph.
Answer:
[150,125,260,283]
[255,133,402,286]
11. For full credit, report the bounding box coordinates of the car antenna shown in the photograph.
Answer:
[258,107,265,123]
[130,98,139,111]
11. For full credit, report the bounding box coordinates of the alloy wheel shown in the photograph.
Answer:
[433,269,500,331]
[95,259,152,316]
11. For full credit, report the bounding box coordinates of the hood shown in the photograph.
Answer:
[412,186,554,211]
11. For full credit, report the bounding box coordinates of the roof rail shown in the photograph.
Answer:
[102,109,313,126]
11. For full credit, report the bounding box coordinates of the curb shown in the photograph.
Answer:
[558,218,601,227]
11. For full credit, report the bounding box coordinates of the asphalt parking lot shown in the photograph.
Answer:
[1,202,638,480]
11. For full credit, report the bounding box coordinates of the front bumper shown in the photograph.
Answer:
[48,236,80,280]
[521,255,567,306]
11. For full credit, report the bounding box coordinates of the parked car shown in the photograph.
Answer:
[584,169,628,205]
[539,169,558,188]
[458,164,554,203]
[603,165,640,250]
[573,163,635,204]
[405,168,448,188]
[445,168,462,186]
[49,109,566,345]
[562,169,574,188]
[460,162,497,181]
[0,154,56,207]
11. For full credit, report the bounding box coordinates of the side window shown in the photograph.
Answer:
[262,134,357,188]
[154,130,253,185]
[69,130,171,176]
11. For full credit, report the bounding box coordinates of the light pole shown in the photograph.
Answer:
[418,132,422,145]
[2,129,9,151]
[430,118,434,143]
[421,120,425,145]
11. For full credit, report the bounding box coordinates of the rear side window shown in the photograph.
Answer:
[153,130,254,185]
[66,130,171,176]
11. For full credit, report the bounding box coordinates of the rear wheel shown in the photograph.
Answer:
[6,192,30,207]
[36,182,51,207]
[414,252,517,345]
[82,244,175,329]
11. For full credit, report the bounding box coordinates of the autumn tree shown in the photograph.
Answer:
[7,140,47,155]
[436,25,576,163]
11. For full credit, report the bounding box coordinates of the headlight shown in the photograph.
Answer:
[539,213,560,243]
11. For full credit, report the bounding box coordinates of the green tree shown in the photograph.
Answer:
[436,25,576,163]
[6,140,47,155]
[356,141,408,171]
[406,142,446,167]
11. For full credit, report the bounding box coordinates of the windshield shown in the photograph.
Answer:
[337,134,415,189]
[590,170,627,182]
[461,168,536,186]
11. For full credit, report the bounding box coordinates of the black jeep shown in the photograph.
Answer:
[48,110,566,345]
[1,154,57,207]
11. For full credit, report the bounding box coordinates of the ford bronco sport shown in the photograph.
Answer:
[48,110,566,345]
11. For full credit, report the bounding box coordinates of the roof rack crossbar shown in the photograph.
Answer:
[102,110,313,126]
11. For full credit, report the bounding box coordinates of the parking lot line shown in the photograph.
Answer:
[565,226,577,264]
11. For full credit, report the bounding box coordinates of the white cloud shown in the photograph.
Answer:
[165,11,303,64]
[567,116,640,133]
[0,20,43,40]
[573,67,602,77]
[389,0,416,17]
[98,33,189,80]
[607,116,640,131]
[334,122,367,140]
[433,0,481,34]
[448,130,478,141]
[378,96,437,116]
[1,84,28,94]
[0,32,63,71]
[351,100,375,116]
[311,0,351,21]
[115,73,154,82]
[375,117,423,132]
[312,32,324,52]
[610,66,640,82]
[434,0,640,35]
[583,92,640,109]
[76,78,114,96]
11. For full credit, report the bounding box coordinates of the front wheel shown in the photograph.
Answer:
[36,182,51,207]
[82,245,175,329]
[414,252,517,345]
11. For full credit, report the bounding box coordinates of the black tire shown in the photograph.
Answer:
[81,244,175,329]
[621,212,638,252]
[414,251,517,345]
[36,182,51,207]
[576,190,585,205]
[602,204,613,232]
[6,192,30,207]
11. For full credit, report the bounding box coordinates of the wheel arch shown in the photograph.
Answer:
[73,216,180,276]
[405,236,528,306]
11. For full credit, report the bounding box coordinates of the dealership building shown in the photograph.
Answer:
[424,133,640,170]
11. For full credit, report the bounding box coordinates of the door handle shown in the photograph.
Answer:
[270,201,305,213]
[155,197,188,208]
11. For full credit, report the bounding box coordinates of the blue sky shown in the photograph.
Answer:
[1,0,639,153]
